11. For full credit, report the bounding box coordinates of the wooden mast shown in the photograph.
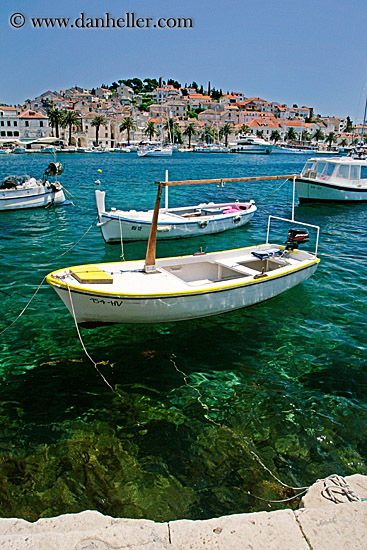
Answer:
[143,174,299,272]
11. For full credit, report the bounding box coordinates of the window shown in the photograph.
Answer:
[361,166,367,180]
[13,131,19,136]
[7,131,12,136]
[350,165,360,180]
[7,121,10,126]
[316,162,327,176]
[325,163,336,176]
[0,121,3,126]
[13,121,17,126]
[25,121,29,127]
[338,164,350,179]
[40,121,43,127]
[0,131,5,136]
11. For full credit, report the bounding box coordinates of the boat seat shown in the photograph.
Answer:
[251,248,282,260]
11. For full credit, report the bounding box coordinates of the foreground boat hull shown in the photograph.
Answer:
[47,248,319,325]
[295,177,367,202]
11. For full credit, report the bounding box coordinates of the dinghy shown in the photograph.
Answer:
[95,189,257,243]
[0,162,66,211]
[47,174,320,325]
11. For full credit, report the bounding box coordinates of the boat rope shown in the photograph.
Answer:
[321,474,363,504]
[168,354,309,494]
[0,277,46,336]
[66,283,125,399]
[0,217,99,329]
[119,217,125,260]
[256,178,289,203]
[54,216,98,260]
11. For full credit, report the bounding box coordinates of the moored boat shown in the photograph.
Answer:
[47,174,319,325]
[295,156,367,202]
[230,135,273,155]
[95,189,257,243]
[0,162,66,211]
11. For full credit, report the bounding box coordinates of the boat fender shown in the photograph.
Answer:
[198,220,208,228]
[233,215,241,223]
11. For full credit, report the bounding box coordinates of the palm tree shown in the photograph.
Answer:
[219,123,232,147]
[339,138,348,148]
[91,115,107,147]
[48,108,64,138]
[256,130,264,139]
[61,111,81,146]
[312,129,324,143]
[144,121,157,141]
[302,130,311,142]
[238,124,250,135]
[325,132,336,149]
[120,117,135,144]
[163,118,175,143]
[270,130,281,144]
[201,124,215,144]
[285,127,297,142]
[183,123,197,148]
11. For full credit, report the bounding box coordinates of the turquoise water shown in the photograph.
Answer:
[0,152,366,521]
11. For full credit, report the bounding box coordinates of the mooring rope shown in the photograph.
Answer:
[0,276,46,336]
[168,354,309,495]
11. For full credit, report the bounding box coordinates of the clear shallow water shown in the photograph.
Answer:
[0,152,366,521]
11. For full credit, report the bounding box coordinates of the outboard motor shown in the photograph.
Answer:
[285,228,309,250]
[44,162,64,179]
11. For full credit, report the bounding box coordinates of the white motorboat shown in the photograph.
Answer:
[95,188,257,243]
[47,174,319,325]
[0,162,66,211]
[230,135,273,155]
[295,156,367,202]
[13,147,26,154]
[137,145,173,157]
[273,144,318,154]
[194,145,228,153]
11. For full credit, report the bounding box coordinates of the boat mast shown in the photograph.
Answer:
[144,174,299,273]
[360,94,367,145]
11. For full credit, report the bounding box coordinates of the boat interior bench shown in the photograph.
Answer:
[161,254,290,286]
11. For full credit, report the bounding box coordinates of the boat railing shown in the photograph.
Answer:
[266,216,320,257]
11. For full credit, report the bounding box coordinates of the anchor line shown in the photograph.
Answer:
[168,354,309,494]
[0,277,47,336]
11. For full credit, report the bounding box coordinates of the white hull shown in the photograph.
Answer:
[296,156,367,202]
[96,191,257,242]
[137,147,173,157]
[0,186,65,211]
[47,245,319,325]
[231,145,272,154]
[273,146,317,154]
[296,178,367,202]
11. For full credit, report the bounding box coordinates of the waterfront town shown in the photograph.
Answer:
[0,77,365,151]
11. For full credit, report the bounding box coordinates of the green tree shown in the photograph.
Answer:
[120,117,135,144]
[61,111,81,146]
[270,130,281,143]
[339,138,348,147]
[144,121,157,141]
[325,132,337,149]
[238,124,250,135]
[183,123,197,148]
[219,123,232,147]
[285,127,297,142]
[91,115,107,147]
[345,116,353,132]
[187,109,198,119]
[312,129,324,143]
[48,108,64,138]
[302,130,311,142]
[256,130,264,138]
[201,124,215,144]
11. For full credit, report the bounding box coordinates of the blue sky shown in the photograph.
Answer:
[2,0,367,121]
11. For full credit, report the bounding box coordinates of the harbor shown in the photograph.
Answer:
[0,151,366,526]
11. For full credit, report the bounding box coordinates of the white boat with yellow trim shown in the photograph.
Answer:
[47,174,320,326]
